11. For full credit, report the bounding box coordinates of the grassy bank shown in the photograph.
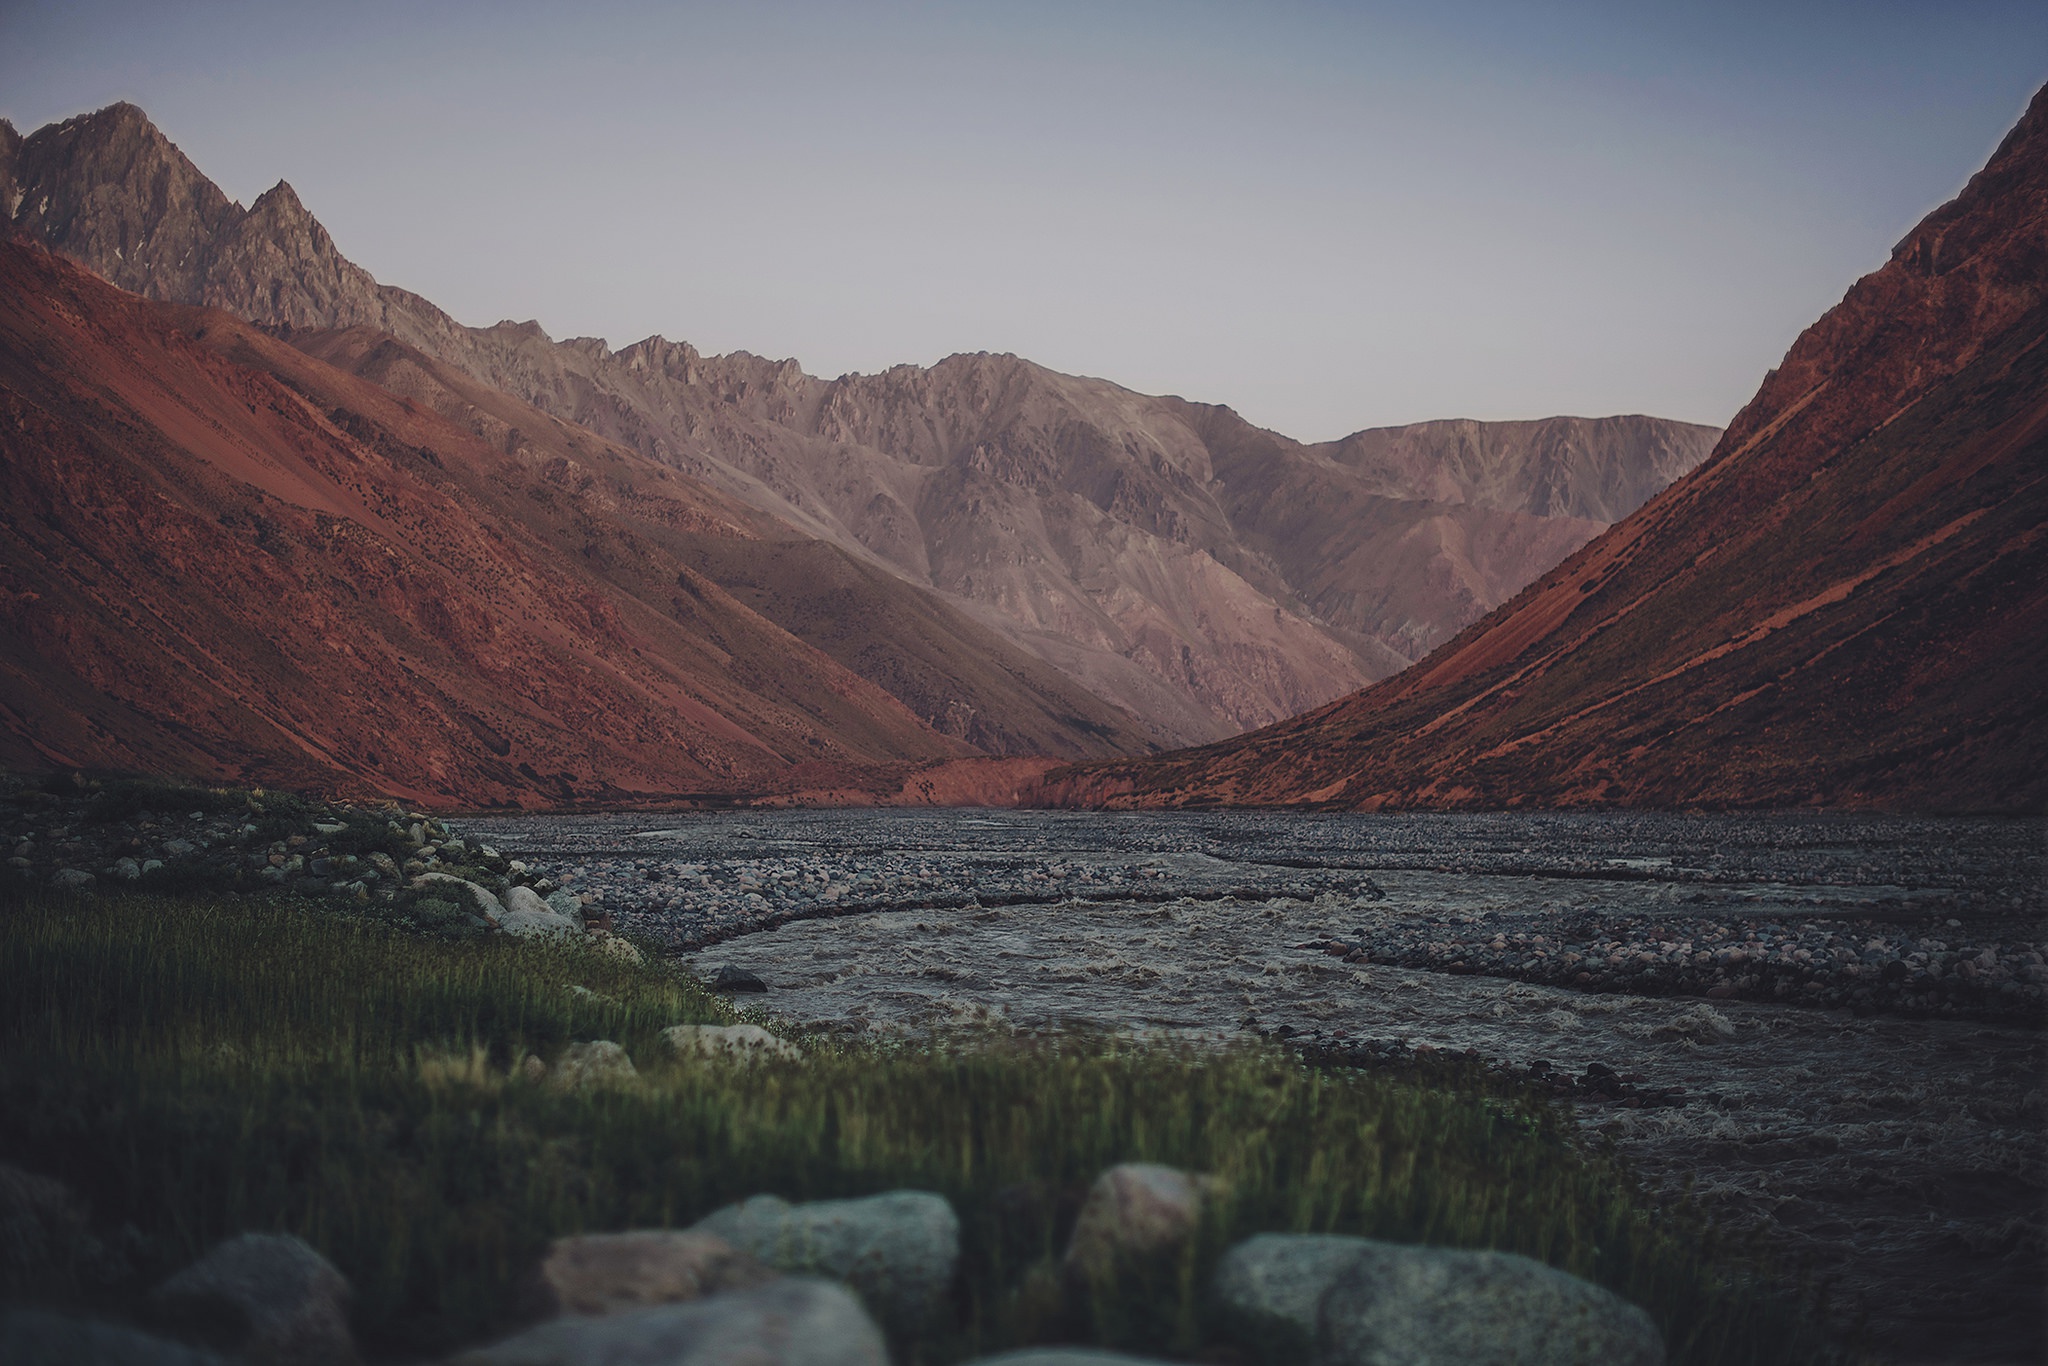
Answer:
[0,891,1832,1363]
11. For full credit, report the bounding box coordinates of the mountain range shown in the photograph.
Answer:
[0,103,1716,763]
[1040,84,2048,814]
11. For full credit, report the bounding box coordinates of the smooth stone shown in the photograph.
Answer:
[446,1277,886,1366]
[712,964,769,993]
[594,935,645,963]
[544,889,585,920]
[551,1041,637,1089]
[499,886,584,940]
[691,1191,959,1334]
[1213,1233,1666,1366]
[51,867,95,889]
[524,1230,778,1318]
[115,856,142,880]
[413,874,505,925]
[146,1232,357,1366]
[0,1308,226,1365]
[1064,1163,1215,1282]
[661,1024,800,1064]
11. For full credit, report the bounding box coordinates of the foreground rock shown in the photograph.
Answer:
[660,1024,802,1064]
[447,1278,886,1366]
[146,1232,357,1366]
[499,885,585,940]
[523,1230,778,1318]
[690,1191,959,1335]
[550,1041,638,1089]
[1064,1163,1215,1283]
[1214,1234,1664,1366]
[0,1308,226,1365]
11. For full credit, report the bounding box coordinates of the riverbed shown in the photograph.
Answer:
[463,809,2047,1365]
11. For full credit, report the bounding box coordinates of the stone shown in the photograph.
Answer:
[595,934,645,963]
[367,851,400,877]
[413,874,505,925]
[551,1041,637,1089]
[1064,1163,1215,1282]
[51,867,95,890]
[712,964,769,993]
[523,1230,778,1318]
[0,1308,226,1365]
[0,1162,112,1296]
[146,1232,357,1366]
[115,856,142,880]
[691,1191,959,1334]
[1213,1233,1665,1366]
[544,888,584,920]
[499,886,584,940]
[662,1024,801,1064]
[448,1277,885,1366]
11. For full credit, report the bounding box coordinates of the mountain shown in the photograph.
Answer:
[2,103,1719,745]
[1042,86,2048,814]
[0,239,1014,805]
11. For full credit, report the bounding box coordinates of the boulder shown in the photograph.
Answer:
[0,1162,118,1296]
[712,964,769,993]
[661,1024,801,1064]
[146,1232,357,1366]
[523,1229,778,1318]
[1064,1163,1215,1282]
[1213,1233,1665,1366]
[499,886,584,940]
[446,1277,886,1366]
[0,1308,226,1365]
[551,1041,637,1089]
[413,874,505,925]
[544,889,585,920]
[691,1191,959,1335]
[595,935,645,964]
[51,867,95,890]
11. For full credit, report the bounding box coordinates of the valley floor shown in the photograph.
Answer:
[464,809,2048,1366]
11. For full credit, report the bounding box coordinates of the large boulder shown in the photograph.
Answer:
[413,874,504,925]
[1064,1163,1215,1282]
[0,1308,225,1365]
[551,1041,637,1089]
[498,886,584,940]
[523,1229,778,1318]
[146,1232,357,1366]
[1213,1233,1666,1366]
[661,1024,801,1064]
[446,1277,886,1366]
[0,1161,115,1297]
[690,1191,958,1336]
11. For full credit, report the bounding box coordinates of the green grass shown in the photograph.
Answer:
[0,892,1834,1363]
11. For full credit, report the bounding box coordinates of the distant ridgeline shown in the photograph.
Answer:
[1,101,1713,807]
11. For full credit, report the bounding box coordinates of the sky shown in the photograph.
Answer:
[3,1,2044,440]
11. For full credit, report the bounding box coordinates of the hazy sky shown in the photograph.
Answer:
[4,1,2044,439]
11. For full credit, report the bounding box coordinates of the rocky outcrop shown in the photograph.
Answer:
[7,103,1715,747]
[1052,83,2048,814]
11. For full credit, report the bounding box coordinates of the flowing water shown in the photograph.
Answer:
[465,809,2048,1365]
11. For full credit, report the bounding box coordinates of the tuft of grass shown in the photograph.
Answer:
[0,892,1834,1364]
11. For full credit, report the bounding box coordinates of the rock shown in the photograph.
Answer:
[523,1230,778,1318]
[595,935,645,963]
[1064,1163,1215,1282]
[552,1041,637,1089]
[51,867,95,890]
[413,874,505,925]
[312,821,348,835]
[367,851,400,877]
[712,964,769,993]
[115,856,143,880]
[691,1191,959,1334]
[544,889,584,920]
[0,1308,227,1365]
[0,1162,112,1296]
[499,886,584,940]
[661,1024,801,1064]
[448,1278,885,1365]
[146,1232,357,1366]
[1213,1233,1665,1366]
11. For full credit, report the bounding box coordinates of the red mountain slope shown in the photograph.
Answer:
[0,242,975,805]
[1047,86,2048,814]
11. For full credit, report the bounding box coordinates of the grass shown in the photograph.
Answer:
[0,890,1835,1363]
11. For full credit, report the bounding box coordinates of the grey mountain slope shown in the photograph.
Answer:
[6,103,1720,744]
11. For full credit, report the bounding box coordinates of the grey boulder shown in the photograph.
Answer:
[146,1232,357,1366]
[551,1041,638,1089]
[446,1277,886,1366]
[1213,1233,1665,1366]
[523,1229,778,1317]
[0,1308,226,1365]
[691,1191,958,1335]
[1064,1163,1215,1282]
[499,886,584,940]
[413,874,505,924]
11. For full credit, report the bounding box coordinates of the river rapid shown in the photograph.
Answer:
[463,809,2047,1365]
